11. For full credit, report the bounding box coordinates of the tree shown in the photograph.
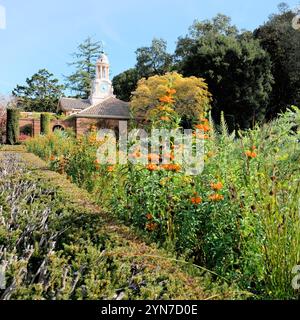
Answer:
[112,39,173,102]
[135,38,173,78]
[131,72,211,124]
[40,113,51,135]
[254,3,300,118]
[112,68,139,102]
[0,95,8,142]
[176,15,273,130]
[65,37,103,99]
[6,108,20,145]
[12,69,64,113]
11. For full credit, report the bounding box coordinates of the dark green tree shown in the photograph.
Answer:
[135,38,173,78]
[254,3,300,118]
[40,113,51,135]
[112,68,139,102]
[65,37,103,99]
[6,108,20,145]
[176,15,274,130]
[12,69,64,113]
[112,39,173,101]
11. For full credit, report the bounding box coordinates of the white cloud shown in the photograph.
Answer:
[0,5,6,29]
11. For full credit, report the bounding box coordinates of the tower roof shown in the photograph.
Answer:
[97,53,109,65]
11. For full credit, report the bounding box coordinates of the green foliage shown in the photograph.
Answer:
[12,69,64,113]
[26,107,300,299]
[176,15,273,130]
[65,37,103,99]
[0,152,238,300]
[40,113,51,135]
[135,38,173,78]
[130,72,211,122]
[112,68,139,102]
[112,38,173,101]
[254,4,300,118]
[6,108,20,145]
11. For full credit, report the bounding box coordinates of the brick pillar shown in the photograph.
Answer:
[33,119,41,137]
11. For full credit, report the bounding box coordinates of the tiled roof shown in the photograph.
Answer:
[77,97,130,119]
[59,98,91,111]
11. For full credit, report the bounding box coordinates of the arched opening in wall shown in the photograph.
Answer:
[19,123,33,142]
[52,125,64,132]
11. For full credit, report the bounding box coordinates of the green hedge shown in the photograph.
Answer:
[40,113,51,135]
[6,108,20,145]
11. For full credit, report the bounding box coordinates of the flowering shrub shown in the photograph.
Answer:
[26,106,300,299]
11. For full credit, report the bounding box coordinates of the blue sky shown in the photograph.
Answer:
[0,0,298,94]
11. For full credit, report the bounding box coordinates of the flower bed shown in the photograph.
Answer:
[26,107,300,299]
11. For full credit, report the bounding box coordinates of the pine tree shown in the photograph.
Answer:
[65,37,103,99]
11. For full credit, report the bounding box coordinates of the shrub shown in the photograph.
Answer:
[26,107,300,299]
[6,108,20,145]
[0,152,239,300]
[40,113,51,135]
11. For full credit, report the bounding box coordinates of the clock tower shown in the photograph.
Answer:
[91,53,114,105]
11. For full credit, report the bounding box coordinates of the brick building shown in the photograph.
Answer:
[14,53,130,141]
[56,53,130,136]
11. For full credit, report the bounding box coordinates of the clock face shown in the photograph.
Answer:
[100,83,109,93]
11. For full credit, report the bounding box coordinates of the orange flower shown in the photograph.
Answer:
[166,88,176,95]
[159,95,175,104]
[197,134,210,140]
[129,151,143,159]
[195,124,211,132]
[200,117,209,123]
[210,182,223,191]
[50,155,55,161]
[160,116,170,121]
[163,152,174,161]
[191,196,202,205]
[209,194,224,202]
[107,165,114,172]
[146,164,159,171]
[88,136,97,144]
[146,213,153,220]
[146,222,158,231]
[161,163,181,172]
[148,153,160,162]
[245,150,257,159]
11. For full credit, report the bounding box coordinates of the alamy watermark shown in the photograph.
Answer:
[0,4,6,30]
[292,265,300,290]
[0,264,6,289]
[292,5,300,30]
[96,121,205,176]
